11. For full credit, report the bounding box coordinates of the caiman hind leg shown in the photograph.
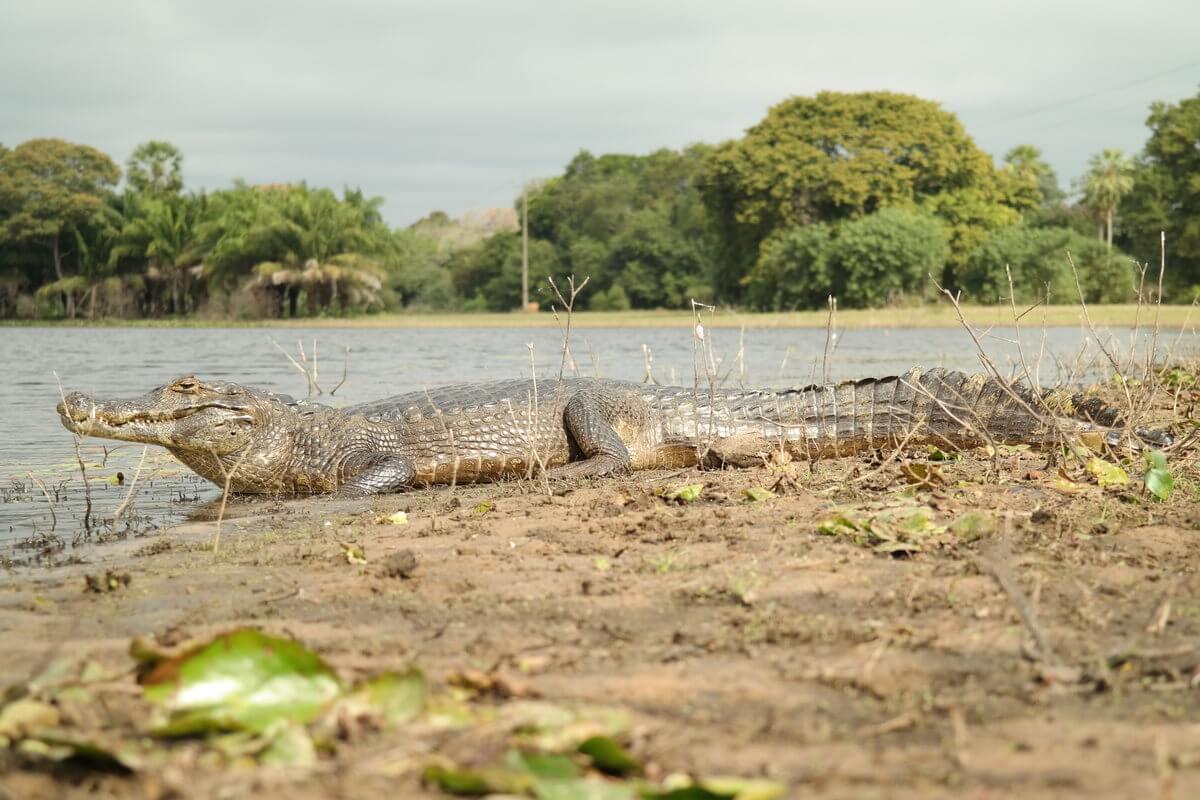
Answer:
[338,455,416,497]
[543,392,634,481]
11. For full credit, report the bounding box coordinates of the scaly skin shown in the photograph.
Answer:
[56,369,1139,496]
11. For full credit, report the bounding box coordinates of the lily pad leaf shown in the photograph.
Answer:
[142,628,344,735]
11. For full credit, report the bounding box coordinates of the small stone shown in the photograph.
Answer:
[380,549,418,579]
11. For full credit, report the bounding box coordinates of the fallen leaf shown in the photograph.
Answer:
[664,484,704,503]
[578,735,640,776]
[900,463,945,487]
[1144,451,1174,501]
[1085,457,1129,488]
[339,541,368,565]
[948,511,996,542]
[0,698,60,739]
[338,669,425,727]
[142,628,344,735]
[257,721,317,767]
[741,487,776,502]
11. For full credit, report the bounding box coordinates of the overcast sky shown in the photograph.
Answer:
[3,0,1197,226]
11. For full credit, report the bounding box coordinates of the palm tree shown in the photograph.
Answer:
[114,193,203,314]
[242,185,386,316]
[1080,149,1135,250]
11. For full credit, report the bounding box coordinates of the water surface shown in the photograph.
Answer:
[1,324,1187,550]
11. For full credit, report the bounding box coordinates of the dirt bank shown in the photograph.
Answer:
[2,384,1199,798]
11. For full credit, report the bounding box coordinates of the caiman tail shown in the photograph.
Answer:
[736,367,1165,460]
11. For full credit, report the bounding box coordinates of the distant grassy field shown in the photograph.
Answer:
[2,304,1197,330]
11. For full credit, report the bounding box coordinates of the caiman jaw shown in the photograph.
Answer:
[56,390,254,445]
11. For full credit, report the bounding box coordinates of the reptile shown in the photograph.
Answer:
[56,370,1155,496]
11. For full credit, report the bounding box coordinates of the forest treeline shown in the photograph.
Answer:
[2,88,1198,319]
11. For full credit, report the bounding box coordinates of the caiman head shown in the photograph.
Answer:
[57,376,301,492]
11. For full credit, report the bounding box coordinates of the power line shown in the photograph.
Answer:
[973,59,1200,130]
[1001,95,1163,142]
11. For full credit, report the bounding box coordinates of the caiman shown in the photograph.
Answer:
[56,370,1156,496]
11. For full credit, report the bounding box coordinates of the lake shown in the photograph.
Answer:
[1,323,1189,551]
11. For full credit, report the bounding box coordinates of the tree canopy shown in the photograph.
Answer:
[3,85,1198,319]
[1118,89,1200,295]
[699,91,1024,297]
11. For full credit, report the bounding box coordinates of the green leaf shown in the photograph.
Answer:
[1085,457,1129,488]
[579,735,640,776]
[664,484,704,503]
[339,541,368,564]
[642,778,786,800]
[1144,451,1174,501]
[142,628,344,735]
[535,778,638,800]
[817,514,862,536]
[507,748,581,780]
[695,778,788,800]
[423,762,535,796]
[257,721,317,767]
[948,511,996,542]
[0,698,60,739]
[741,487,775,502]
[925,445,959,462]
[340,668,425,726]
[29,731,149,772]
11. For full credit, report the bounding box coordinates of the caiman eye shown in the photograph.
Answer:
[172,378,200,393]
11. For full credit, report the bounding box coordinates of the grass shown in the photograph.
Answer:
[2,304,1197,330]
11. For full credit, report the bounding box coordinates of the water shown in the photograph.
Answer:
[0,324,1187,549]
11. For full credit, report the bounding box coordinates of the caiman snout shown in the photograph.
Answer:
[57,391,97,425]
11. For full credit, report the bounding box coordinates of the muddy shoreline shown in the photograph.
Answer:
[3,422,1199,799]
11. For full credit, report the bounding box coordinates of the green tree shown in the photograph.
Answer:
[1118,90,1200,295]
[528,146,718,308]
[1000,144,1064,211]
[197,183,388,316]
[381,228,457,309]
[961,226,1135,304]
[830,208,949,308]
[0,139,120,315]
[114,192,204,314]
[700,91,1012,297]
[126,141,184,196]
[448,232,564,310]
[743,224,833,311]
[1080,148,1135,251]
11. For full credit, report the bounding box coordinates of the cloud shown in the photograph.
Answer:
[2,0,1197,224]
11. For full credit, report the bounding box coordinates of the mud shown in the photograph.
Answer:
[2,434,1199,798]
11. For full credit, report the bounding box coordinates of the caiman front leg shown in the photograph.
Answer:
[544,393,633,481]
[338,455,416,497]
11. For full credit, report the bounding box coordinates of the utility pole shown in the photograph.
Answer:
[521,186,529,311]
